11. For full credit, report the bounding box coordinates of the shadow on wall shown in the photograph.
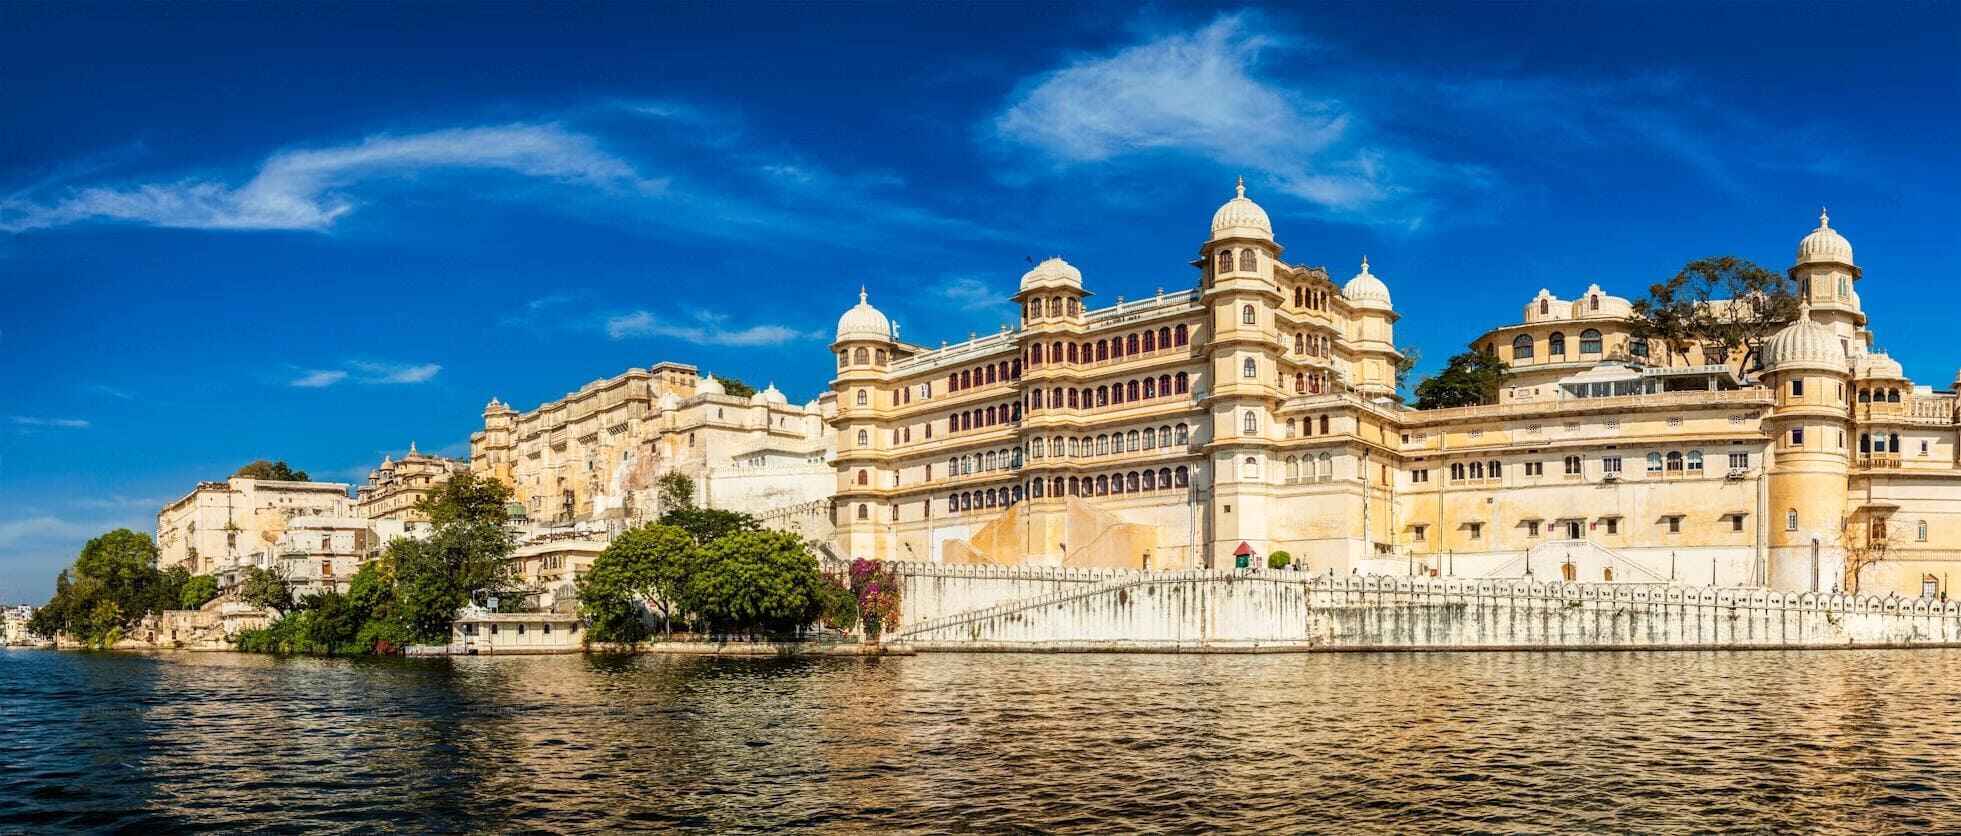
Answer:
[942,499,1160,569]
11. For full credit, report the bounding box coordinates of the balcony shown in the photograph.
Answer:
[1857,454,1903,470]
[1406,388,1774,425]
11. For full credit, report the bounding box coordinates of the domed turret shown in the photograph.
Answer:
[698,374,727,396]
[1210,177,1272,242]
[1760,306,1846,371]
[1341,256,1392,310]
[1796,208,1854,268]
[1019,257,1083,293]
[1856,352,1905,381]
[835,287,893,342]
[750,383,790,406]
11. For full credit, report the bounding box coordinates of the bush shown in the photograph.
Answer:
[1267,550,1292,570]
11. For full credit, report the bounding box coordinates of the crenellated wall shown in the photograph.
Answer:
[890,567,1961,651]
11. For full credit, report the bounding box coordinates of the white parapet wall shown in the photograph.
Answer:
[892,562,1142,627]
[890,569,1961,652]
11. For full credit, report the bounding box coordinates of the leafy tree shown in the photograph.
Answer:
[1628,256,1800,374]
[300,592,364,652]
[390,517,518,644]
[657,473,696,513]
[29,529,169,646]
[685,530,827,636]
[817,574,859,632]
[233,459,310,481]
[180,575,220,610]
[1412,348,1511,410]
[154,565,191,614]
[1267,550,1293,570]
[1394,346,1421,393]
[578,524,701,641]
[237,566,294,611]
[659,507,761,546]
[413,471,514,528]
[718,377,758,399]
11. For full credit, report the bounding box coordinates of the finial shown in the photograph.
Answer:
[1235,176,1246,199]
[1360,255,1370,273]
[409,441,417,454]
[1819,207,1830,229]
[858,285,868,305]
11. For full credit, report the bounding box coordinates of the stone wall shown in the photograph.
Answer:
[891,568,1961,651]
[893,562,1140,630]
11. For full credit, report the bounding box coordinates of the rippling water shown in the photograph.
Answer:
[4,648,1960,833]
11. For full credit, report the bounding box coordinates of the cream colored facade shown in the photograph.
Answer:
[156,477,356,576]
[826,191,1961,599]
[355,443,467,521]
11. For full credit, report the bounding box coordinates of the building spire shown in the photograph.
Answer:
[1360,255,1370,274]
[1819,206,1830,229]
[1235,175,1246,199]
[858,285,868,305]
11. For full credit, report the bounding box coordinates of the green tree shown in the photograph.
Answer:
[413,471,515,528]
[659,507,761,546]
[717,377,758,399]
[1628,256,1800,373]
[577,524,701,641]
[300,592,363,652]
[390,518,518,644]
[28,529,168,646]
[685,530,827,636]
[233,459,310,481]
[1267,550,1293,570]
[1412,348,1511,410]
[180,574,220,610]
[237,566,293,611]
[657,473,696,513]
[1394,346,1421,394]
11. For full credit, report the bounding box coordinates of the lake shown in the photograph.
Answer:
[3,648,1959,832]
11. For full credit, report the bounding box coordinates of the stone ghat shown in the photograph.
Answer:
[888,568,1961,652]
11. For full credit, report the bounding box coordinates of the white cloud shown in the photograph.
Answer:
[11,416,90,429]
[605,309,814,347]
[2,123,643,233]
[83,383,133,400]
[71,495,165,512]
[290,369,349,388]
[351,361,442,384]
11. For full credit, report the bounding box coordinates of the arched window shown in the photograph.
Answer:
[856,503,868,520]
[1216,250,1233,273]
[1512,334,1534,360]
[856,429,869,447]
[1294,287,1303,308]
[1859,388,1872,403]
[855,390,868,406]
[1158,326,1171,349]
[1318,452,1332,478]
[1666,451,1683,471]
[1111,474,1125,495]
[1295,333,1305,355]
[1126,380,1139,401]
[1175,423,1190,445]
[1143,378,1157,398]
[1096,475,1110,495]
[856,470,868,485]
[1286,418,1297,438]
[1143,427,1157,448]
[1890,432,1902,452]
[1286,456,1300,481]
[1127,430,1140,451]
[1686,450,1703,471]
[1548,332,1567,356]
[1319,415,1330,435]
[1919,520,1929,541]
[1048,298,1061,317]
[1242,358,1257,378]
[1539,298,1550,315]
[1860,432,1872,453]
[1159,374,1172,396]
[1242,304,1256,325]
[1242,411,1258,434]
[1174,324,1189,346]
[1124,334,1137,355]
[1097,435,1110,456]
[1590,294,1600,311]
[1647,452,1663,473]
[1175,466,1190,487]
[1580,329,1602,354]
[1159,467,1172,488]
[1031,480,1045,498]
[1294,372,1305,393]
[1096,341,1109,362]
[851,347,869,365]
[1786,509,1799,531]
[1095,386,1109,407]
[1242,456,1259,480]
[1239,249,1257,271]
[1889,389,1902,403]
[1143,330,1156,352]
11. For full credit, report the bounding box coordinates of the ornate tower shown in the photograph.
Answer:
[1760,305,1853,593]
[1339,257,1401,400]
[830,288,898,560]
[1790,209,1869,358]
[1201,178,1285,564]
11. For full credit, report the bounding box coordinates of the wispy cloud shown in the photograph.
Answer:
[2,123,647,233]
[605,309,816,347]
[83,383,134,400]
[11,416,90,429]
[498,291,585,327]
[71,495,165,512]
[290,369,349,388]
[350,361,442,384]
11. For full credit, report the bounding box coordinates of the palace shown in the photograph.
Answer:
[354,442,468,522]
[826,182,1961,598]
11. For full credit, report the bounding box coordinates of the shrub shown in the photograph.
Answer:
[1267,550,1292,570]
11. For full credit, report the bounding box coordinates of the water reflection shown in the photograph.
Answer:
[3,648,1959,832]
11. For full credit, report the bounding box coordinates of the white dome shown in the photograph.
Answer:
[1341,256,1393,310]
[1209,177,1272,242]
[835,287,893,342]
[657,393,681,411]
[1019,257,1082,292]
[803,399,821,413]
[1796,208,1854,268]
[1761,309,1846,371]
[698,374,726,396]
[1856,353,1904,380]
[750,383,789,406]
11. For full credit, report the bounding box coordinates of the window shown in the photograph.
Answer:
[1240,249,1257,271]
[1790,427,1804,446]
[1243,358,1257,378]
[1630,337,1649,358]
[1580,329,1602,354]
[1604,518,1619,535]
[1564,455,1582,475]
[1524,461,1544,477]
[1665,451,1683,471]
[1450,462,1465,481]
[1216,250,1233,274]
[1512,334,1534,360]
[1732,515,1746,533]
[856,429,869,447]
[856,504,868,520]
[1647,452,1663,473]
[1686,450,1704,472]
[1242,411,1258,434]
[1602,456,1622,474]
[1667,516,1682,534]
[1413,524,1427,542]
[1411,468,1429,483]
[1729,452,1749,470]
[1786,509,1799,531]
[1242,304,1256,325]
[1526,520,1540,537]
[1548,332,1566,356]
[1919,520,1930,542]
[855,390,868,406]
[1469,522,1483,540]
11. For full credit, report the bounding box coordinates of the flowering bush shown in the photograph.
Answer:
[848,558,902,642]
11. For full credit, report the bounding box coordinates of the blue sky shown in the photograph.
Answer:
[4,3,1959,601]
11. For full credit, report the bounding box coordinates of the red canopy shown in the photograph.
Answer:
[1233,541,1255,557]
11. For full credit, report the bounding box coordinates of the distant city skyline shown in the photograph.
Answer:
[6,3,1961,599]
